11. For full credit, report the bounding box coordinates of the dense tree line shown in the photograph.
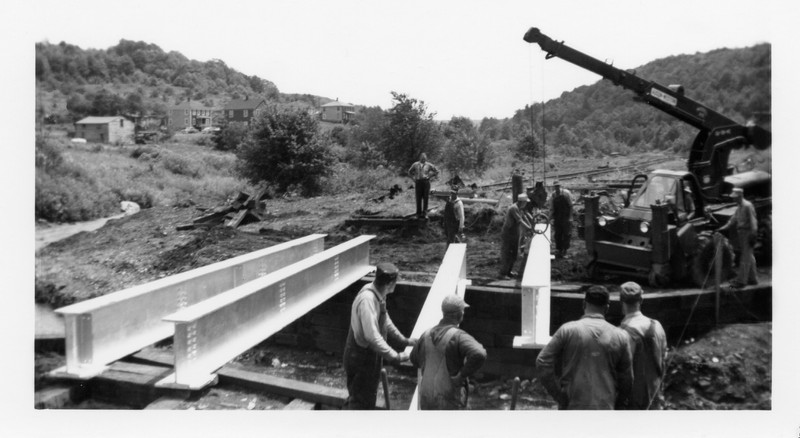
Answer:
[35,39,317,122]
[506,44,771,156]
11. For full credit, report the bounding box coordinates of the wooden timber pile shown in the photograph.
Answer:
[177,187,270,230]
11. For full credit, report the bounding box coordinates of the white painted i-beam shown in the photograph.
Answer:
[513,223,553,349]
[405,243,469,410]
[156,235,375,390]
[50,234,326,379]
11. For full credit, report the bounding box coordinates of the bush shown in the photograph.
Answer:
[160,151,201,178]
[35,170,119,222]
[236,108,335,196]
[213,121,249,151]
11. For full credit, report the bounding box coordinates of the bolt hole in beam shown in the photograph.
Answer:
[513,223,553,349]
[405,243,469,410]
[157,235,375,390]
[50,234,326,379]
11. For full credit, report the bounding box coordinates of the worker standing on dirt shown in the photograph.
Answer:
[618,281,668,410]
[536,286,633,409]
[548,180,573,259]
[443,187,465,245]
[409,153,439,219]
[499,194,532,279]
[410,294,487,409]
[716,188,758,288]
[343,262,417,409]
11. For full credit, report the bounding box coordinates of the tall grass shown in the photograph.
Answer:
[35,132,251,222]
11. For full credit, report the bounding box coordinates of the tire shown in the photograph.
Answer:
[586,260,601,282]
[691,234,734,288]
[648,265,671,288]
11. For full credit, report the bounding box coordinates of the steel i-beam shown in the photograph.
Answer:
[513,223,553,349]
[157,235,375,390]
[51,234,326,379]
[405,243,469,410]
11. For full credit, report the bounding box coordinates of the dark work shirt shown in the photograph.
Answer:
[536,314,633,409]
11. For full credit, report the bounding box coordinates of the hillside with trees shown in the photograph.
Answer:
[35,39,326,123]
[503,44,771,157]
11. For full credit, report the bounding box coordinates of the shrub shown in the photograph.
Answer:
[236,108,335,196]
[35,170,119,222]
[161,152,201,178]
[213,121,249,151]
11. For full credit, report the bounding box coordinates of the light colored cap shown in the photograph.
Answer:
[731,188,743,197]
[620,281,643,302]
[517,194,529,202]
[441,294,470,313]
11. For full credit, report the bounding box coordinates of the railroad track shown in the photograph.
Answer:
[476,157,674,190]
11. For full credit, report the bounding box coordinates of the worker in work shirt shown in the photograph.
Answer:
[717,187,758,288]
[548,180,573,259]
[343,262,416,409]
[499,194,532,279]
[443,187,465,245]
[536,285,633,410]
[410,294,487,410]
[618,282,668,410]
[408,153,439,219]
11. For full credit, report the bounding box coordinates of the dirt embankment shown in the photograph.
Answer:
[34,189,771,410]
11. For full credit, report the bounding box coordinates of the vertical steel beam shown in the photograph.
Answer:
[406,243,469,410]
[513,223,553,349]
[51,234,326,379]
[157,235,375,390]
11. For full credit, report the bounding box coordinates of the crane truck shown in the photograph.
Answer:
[523,27,771,287]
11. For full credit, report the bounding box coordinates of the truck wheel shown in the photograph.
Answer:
[691,235,734,288]
[586,260,601,281]
[648,266,671,288]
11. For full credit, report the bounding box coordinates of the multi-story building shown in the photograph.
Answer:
[167,100,221,131]
[320,101,355,123]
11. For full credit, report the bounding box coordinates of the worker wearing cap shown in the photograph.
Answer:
[717,188,758,288]
[499,194,533,278]
[548,180,573,259]
[343,262,417,409]
[408,153,440,219]
[410,294,487,410]
[618,282,668,410]
[536,285,633,410]
[443,187,465,245]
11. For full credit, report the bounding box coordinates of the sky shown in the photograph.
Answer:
[16,0,792,120]
[4,1,800,436]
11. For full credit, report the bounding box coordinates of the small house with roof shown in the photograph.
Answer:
[223,97,267,125]
[167,99,221,131]
[320,101,355,123]
[74,116,135,144]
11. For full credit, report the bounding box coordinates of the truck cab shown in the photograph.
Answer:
[584,170,711,286]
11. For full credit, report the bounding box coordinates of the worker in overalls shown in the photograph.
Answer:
[343,263,416,409]
[410,294,486,409]
[717,188,758,288]
[443,187,465,245]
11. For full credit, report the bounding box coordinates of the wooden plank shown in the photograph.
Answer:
[144,395,189,410]
[35,383,89,409]
[226,209,248,228]
[283,399,316,410]
[218,366,348,408]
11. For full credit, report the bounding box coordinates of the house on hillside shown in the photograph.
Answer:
[166,99,221,131]
[74,116,135,144]
[320,101,355,123]
[223,97,267,125]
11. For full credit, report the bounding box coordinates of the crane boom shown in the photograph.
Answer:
[523,27,771,200]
